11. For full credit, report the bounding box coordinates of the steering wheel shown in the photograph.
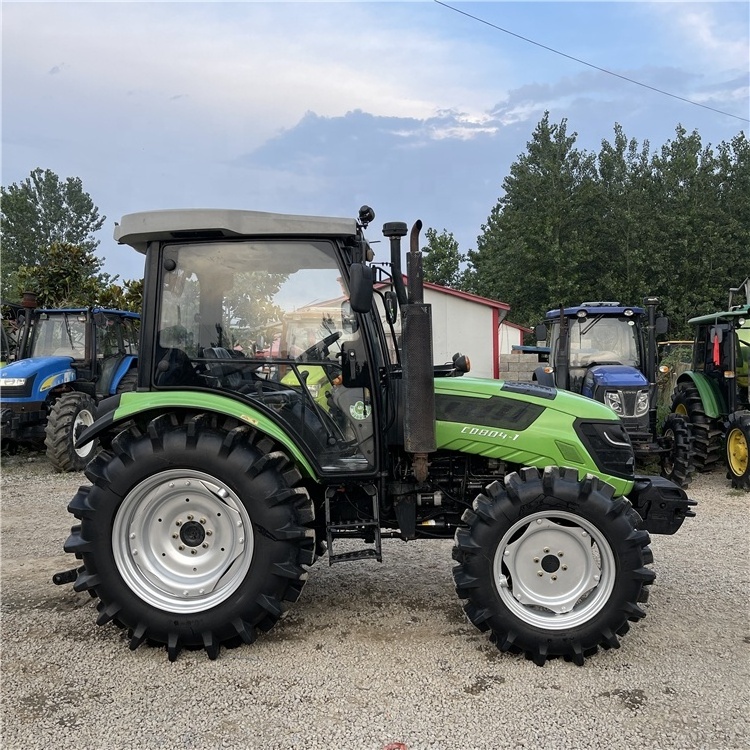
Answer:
[297,331,341,362]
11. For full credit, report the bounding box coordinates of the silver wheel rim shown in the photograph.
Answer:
[493,510,615,630]
[73,409,96,458]
[112,469,254,614]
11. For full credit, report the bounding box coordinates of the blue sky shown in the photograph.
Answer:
[3,1,748,291]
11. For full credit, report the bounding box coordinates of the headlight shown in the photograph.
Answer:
[0,378,27,387]
[635,390,650,417]
[605,391,623,414]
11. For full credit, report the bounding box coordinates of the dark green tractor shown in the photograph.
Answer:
[670,278,750,490]
[55,207,695,665]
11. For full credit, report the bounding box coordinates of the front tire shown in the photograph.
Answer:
[453,466,655,666]
[45,392,98,472]
[64,413,315,660]
[725,411,750,491]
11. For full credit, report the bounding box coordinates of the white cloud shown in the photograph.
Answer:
[644,2,749,71]
[3,2,503,152]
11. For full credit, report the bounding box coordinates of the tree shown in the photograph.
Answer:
[1,168,105,299]
[422,228,466,288]
[15,241,117,309]
[467,116,749,337]
[465,113,597,327]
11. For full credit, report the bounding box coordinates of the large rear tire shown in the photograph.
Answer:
[725,411,750,491]
[64,413,315,660]
[671,383,723,471]
[453,466,655,666]
[115,369,138,394]
[45,392,98,472]
[660,413,695,489]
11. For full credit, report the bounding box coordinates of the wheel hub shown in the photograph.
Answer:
[179,520,206,547]
[727,428,748,476]
[112,470,253,613]
[494,511,615,629]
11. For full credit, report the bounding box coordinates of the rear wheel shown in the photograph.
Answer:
[115,369,138,394]
[453,466,654,666]
[725,411,750,491]
[660,413,695,489]
[671,383,723,471]
[64,412,315,660]
[45,392,98,472]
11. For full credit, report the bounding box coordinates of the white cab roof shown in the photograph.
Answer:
[114,208,358,253]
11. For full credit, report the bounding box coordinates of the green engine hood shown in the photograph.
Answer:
[434,377,632,496]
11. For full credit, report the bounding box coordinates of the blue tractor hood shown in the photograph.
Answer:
[0,356,76,400]
[582,365,648,398]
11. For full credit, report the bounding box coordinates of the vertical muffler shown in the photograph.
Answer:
[401,220,436,482]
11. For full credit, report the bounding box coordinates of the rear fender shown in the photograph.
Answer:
[108,355,138,394]
[76,390,316,478]
[675,371,726,418]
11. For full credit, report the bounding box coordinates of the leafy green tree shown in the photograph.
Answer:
[1,168,105,299]
[98,278,144,312]
[422,228,466,288]
[15,241,117,309]
[465,113,597,327]
[468,116,749,337]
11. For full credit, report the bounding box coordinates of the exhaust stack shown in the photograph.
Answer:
[401,220,436,482]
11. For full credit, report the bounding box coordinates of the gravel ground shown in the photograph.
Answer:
[1,453,748,750]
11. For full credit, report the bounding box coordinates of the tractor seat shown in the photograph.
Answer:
[203,347,244,390]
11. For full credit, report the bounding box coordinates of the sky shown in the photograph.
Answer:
[2,1,749,295]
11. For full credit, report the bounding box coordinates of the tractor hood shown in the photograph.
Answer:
[433,376,635,495]
[585,365,649,389]
[0,356,76,397]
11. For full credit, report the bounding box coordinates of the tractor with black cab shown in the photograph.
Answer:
[55,206,695,665]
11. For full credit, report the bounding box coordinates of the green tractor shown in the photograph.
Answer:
[670,278,750,490]
[55,207,695,665]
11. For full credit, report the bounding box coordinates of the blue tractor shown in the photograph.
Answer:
[532,299,693,487]
[0,306,140,471]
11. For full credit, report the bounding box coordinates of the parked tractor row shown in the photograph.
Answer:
[0,302,139,471]
[519,280,749,492]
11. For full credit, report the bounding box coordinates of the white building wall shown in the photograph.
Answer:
[425,289,495,378]
[498,323,526,357]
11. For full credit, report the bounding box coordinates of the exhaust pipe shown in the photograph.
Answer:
[401,220,436,483]
[383,221,409,308]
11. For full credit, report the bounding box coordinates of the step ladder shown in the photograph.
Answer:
[324,484,382,564]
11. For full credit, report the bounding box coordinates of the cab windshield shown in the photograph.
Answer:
[29,312,87,359]
[155,239,375,472]
[551,316,642,368]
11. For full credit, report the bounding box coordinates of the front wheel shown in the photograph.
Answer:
[44,391,98,472]
[725,411,750,491]
[453,466,655,665]
[64,413,315,660]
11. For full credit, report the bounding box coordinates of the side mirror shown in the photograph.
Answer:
[348,263,373,313]
[384,291,399,325]
[534,323,548,342]
[655,316,668,336]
